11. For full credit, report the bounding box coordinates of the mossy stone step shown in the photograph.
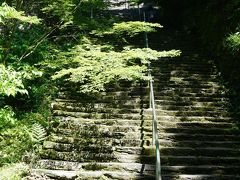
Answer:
[54,98,146,107]
[36,161,155,174]
[161,165,240,175]
[46,133,240,149]
[151,61,213,68]
[56,117,237,129]
[53,101,147,109]
[162,174,240,180]
[155,91,227,98]
[155,101,228,108]
[51,125,141,138]
[154,87,225,94]
[54,120,239,136]
[46,135,152,147]
[152,81,221,88]
[52,103,230,117]
[161,140,240,149]
[160,147,240,157]
[53,110,146,120]
[151,68,216,75]
[157,115,233,123]
[43,142,155,155]
[40,149,156,164]
[161,155,240,166]
[152,73,218,80]
[52,104,142,114]
[43,140,240,157]
[54,97,229,110]
[151,70,218,77]
[159,133,240,142]
[49,128,240,142]
[155,110,231,117]
[53,110,233,122]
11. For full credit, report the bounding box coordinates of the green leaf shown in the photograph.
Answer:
[0,3,41,24]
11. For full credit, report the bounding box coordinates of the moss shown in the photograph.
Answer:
[82,163,107,171]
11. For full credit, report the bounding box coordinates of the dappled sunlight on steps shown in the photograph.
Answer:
[33,29,240,180]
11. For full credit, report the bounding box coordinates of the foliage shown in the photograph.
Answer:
[0,65,27,96]
[225,32,240,54]
[92,21,163,37]
[0,3,40,24]
[0,106,16,130]
[0,110,49,166]
[41,0,74,24]
[0,163,29,180]
[0,64,42,97]
[52,43,181,93]
[0,2,42,65]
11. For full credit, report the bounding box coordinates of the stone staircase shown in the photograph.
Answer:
[34,29,240,179]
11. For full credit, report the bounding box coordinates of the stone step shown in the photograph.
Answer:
[55,121,239,136]
[53,100,147,109]
[32,169,78,180]
[151,70,218,77]
[159,133,240,142]
[152,73,218,80]
[162,174,240,180]
[42,139,240,157]
[151,68,216,75]
[54,98,146,107]
[152,81,221,89]
[56,117,237,129]
[56,93,229,106]
[52,104,230,117]
[159,115,234,122]
[57,94,226,106]
[37,160,155,173]
[106,79,222,88]
[53,98,230,112]
[53,110,233,122]
[155,88,225,95]
[161,156,240,166]
[37,156,240,172]
[161,165,240,176]
[42,143,155,155]
[60,84,225,94]
[49,127,240,142]
[46,135,152,147]
[57,90,226,102]
[47,135,240,148]
[156,100,228,108]
[33,168,240,180]
[37,156,240,174]
[155,92,227,98]
[161,147,240,157]
[40,149,155,163]
[150,61,214,68]
[39,146,240,167]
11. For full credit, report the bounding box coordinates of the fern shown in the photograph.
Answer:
[28,123,47,143]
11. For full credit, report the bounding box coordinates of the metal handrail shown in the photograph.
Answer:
[149,72,162,180]
[143,11,162,180]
